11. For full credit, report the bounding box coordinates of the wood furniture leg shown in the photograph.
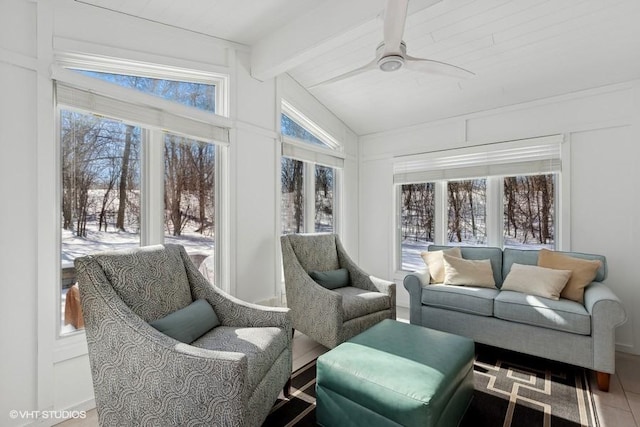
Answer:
[596,371,610,392]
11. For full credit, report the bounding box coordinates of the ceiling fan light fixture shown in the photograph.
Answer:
[378,55,404,72]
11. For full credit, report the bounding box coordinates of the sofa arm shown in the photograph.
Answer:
[584,282,627,374]
[403,272,427,325]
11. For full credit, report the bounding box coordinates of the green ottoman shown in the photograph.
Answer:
[316,319,474,427]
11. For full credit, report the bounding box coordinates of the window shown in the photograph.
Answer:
[503,174,555,249]
[399,183,435,271]
[447,179,486,246]
[56,61,228,335]
[395,136,564,271]
[281,158,305,234]
[280,102,342,235]
[164,134,216,260]
[314,165,334,232]
[73,70,216,112]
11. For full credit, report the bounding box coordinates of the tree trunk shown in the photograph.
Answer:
[293,161,304,233]
[116,125,133,231]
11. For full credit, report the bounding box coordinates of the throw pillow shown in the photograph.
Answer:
[442,253,496,288]
[537,249,602,303]
[309,268,350,290]
[150,299,220,344]
[420,247,462,284]
[502,263,572,300]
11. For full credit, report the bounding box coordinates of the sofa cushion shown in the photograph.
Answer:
[538,249,602,303]
[191,325,288,391]
[333,286,391,321]
[421,284,499,317]
[420,247,461,283]
[443,254,496,288]
[494,291,591,335]
[501,263,572,300]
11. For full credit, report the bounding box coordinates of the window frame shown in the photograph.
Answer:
[53,57,230,339]
[394,135,569,273]
[279,101,344,236]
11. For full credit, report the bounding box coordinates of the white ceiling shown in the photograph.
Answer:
[77,0,640,136]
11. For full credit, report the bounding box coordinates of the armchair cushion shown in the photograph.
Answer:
[310,268,350,290]
[334,286,392,321]
[150,299,220,344]
[191,326,289,391]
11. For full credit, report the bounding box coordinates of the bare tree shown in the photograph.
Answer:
[115,125,134,231]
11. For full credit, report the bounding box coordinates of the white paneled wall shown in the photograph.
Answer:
[359,81,640,355]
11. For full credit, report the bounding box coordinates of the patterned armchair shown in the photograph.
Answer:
[281,233,396,349]
[75,244,292,427]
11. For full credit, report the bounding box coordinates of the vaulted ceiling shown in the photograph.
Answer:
[76,0,640,136]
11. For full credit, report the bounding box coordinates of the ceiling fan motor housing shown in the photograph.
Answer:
[376,41,407,72]
[378,55,405,71]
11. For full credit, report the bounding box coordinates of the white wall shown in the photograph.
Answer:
[359,81,640,354]
[0,1,39,423]
[0,0,358,425]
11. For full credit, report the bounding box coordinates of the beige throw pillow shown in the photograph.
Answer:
[442,253,496,288]
[420,247,462,284]
[537,249,601,303]
[502,263,572,300]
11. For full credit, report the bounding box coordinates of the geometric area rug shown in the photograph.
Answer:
[263,343,598,427]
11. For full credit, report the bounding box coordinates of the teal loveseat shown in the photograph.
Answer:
[403,246,626,391]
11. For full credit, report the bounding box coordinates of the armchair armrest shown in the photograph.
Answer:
[180,249,291,331]
[335,238,395,294]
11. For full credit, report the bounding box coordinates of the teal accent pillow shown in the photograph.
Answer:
[309,268,350,290]
[150,299,220,343]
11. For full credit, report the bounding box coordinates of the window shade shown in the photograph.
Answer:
[393,135,563,184]
[282,136,345,169]
[55,80,230,145]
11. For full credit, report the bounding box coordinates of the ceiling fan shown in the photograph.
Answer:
[309,0,474,88]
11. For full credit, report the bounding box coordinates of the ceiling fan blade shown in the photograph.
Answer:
[404,55,475,78]
[308,59,378,89]
[382,0,409,56]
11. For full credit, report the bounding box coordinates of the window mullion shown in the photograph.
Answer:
[304,163,315,233]
[434,181,447,245]
[142,129,165,246]
[486,176,502,248]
